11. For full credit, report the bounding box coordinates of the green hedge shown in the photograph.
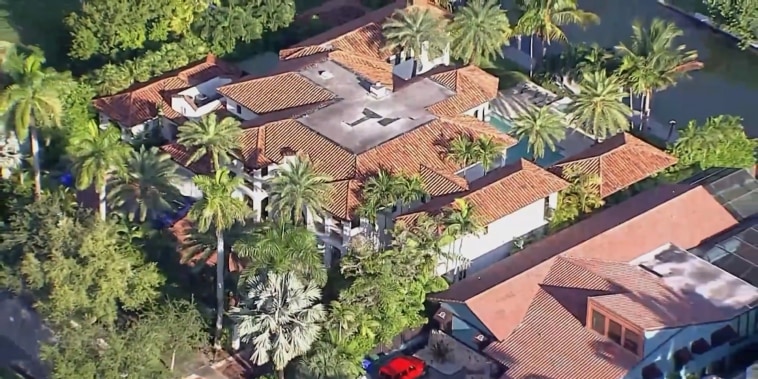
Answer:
[87,36,210,96]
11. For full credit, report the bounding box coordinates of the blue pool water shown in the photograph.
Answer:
[489,114,565,167]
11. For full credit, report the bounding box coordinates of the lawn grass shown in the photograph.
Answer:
[0,0,79,68]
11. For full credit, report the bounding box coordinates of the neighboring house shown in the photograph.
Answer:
[92,54,242,199]
[428,183,758,379]
[549,132,678,198]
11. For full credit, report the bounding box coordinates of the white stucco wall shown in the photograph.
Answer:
[225,99,260,121]
[464,102,490,121]
[439,197,550,278]
[626,308,758,378]
[171,164,203,200]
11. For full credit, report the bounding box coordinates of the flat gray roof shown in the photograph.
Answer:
[297,60,454,153]
[631,243,758,311]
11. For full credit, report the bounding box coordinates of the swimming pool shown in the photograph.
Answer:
[489,114,565,167]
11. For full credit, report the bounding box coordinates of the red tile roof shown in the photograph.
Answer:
[397,159,569,225]
[429,184,738,341]
[550,133,678,198]
[486,255,746,379]
[217,72,336,114]
[93,54,241,127]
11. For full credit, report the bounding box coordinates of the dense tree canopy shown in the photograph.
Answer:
[669,115,757,171]
[0,193,164,324]
[704,0,758,50]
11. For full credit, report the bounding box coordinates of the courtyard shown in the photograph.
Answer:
[488,81,595,167]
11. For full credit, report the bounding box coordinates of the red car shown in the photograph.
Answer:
[378,356,427,379]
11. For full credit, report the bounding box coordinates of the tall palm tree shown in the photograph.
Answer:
[512,106,566,161]
[189,168,251,348]
[473,135,505,171]
[446,134,479,167]
[516,0,599,58]
[108,147,184,222]
[0,51,63,200]
[327,300,356,340]
[68,121,131,220]
[448,0,512,65]
[269,155,331,226]
[382,8,449,61]
[615,19,700,124]
[442,198,482,278]
[567,70,632,140]
[177,113,242,171]
[229,271,325,379]
[233,220,327,286]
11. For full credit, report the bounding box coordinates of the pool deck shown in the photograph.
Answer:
[490,86,596,159]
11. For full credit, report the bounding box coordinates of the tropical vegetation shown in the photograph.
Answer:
[0,0,755,378]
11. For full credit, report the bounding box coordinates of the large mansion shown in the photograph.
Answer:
[92,0,676,279]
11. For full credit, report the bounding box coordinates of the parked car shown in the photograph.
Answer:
[378,356,426,379]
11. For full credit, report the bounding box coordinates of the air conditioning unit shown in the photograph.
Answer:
[318,70,333,80]
[195,93,209,102]
[370,83,390,98]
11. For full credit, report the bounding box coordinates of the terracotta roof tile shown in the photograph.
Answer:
[427,66,499,116]
[397,159,569,225]
[550,133,678,198]
[93,55,240,127]
[237,128,272,169]
[159,143,212,175]
[429,184,738,343]
[418,165,468,196]
[217,72,336,114]
[486,256,745,378]
[325,179,363,220]
[169,217,243,273]
[328,50,394,88]
[261,119,356,180]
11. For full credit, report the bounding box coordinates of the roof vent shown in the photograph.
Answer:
[318,70,333,80]
[370,83,390,98]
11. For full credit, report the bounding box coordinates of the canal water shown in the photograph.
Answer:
[514,0,758,137]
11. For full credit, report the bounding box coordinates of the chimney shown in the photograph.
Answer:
[206,53,217,65]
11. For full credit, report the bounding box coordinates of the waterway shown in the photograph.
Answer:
[520,0,758,137]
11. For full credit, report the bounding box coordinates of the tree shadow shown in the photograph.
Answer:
[0,291,51,379]
[0,0,79,69]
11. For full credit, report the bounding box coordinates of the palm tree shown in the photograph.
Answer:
[233,220,327,286]
[442,198,482,278]
[516,0,599,58]
[446,134,479,167]
[383,8,449,61]
[615,19,701,125]
[269,155,331,226]
[327,300,356,339]
[68,121,131,220]
[108,147,184,222]
[177,113,242,171]
[190,168,251,348]
[0,51,63,200]
[362,169,399,211]
[473,135,505,171]
[448,0,512,65]
[567,70,632,140]
[298,330,365,379]
[89,63,132,95]
[229,271,325,379]
[512,106,566,161]
[394,173,426,208]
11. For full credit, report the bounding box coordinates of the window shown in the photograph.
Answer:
[608,320,623,344]
[350,216,361,229]
[623,330,641,354]
[482,226,489,235]
[235,104,242,114]
[260,165,269,177]
[474,109,480,119]
[591,311,606,334]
